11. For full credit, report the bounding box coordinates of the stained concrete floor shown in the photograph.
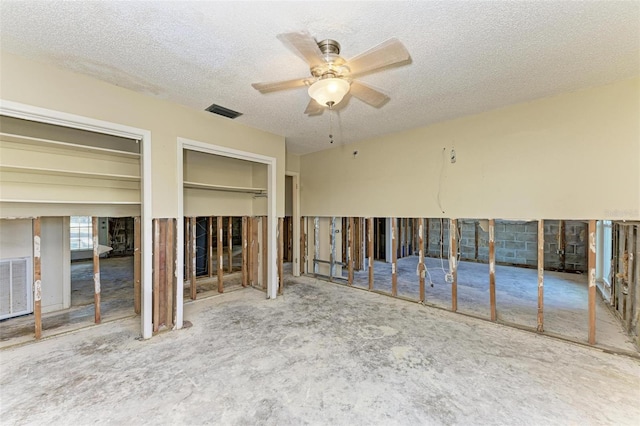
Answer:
[349,256,637,352]
[1,275,639,425]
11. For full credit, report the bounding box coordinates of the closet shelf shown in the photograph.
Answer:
[0,132,141,158]
[0,165,140,181]
[183,181,266,195]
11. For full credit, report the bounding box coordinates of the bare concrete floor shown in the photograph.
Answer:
[1,275,639,425]
[0,257,136,348]
[350,256,636,352]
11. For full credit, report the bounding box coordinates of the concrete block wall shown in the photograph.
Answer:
[425,219,588,272]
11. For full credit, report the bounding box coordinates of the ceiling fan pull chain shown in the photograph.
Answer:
[329,103,334,144]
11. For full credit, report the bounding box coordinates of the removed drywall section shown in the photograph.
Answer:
[299,78,639,220]
[432,219,589,272]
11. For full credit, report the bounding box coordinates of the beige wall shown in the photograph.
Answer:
[300,78,640,220]
[0,52,286,218]
[286,152,301,174]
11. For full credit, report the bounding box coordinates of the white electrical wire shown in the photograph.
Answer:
[437,147,446,214]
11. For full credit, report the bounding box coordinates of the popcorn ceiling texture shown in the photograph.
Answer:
[1,1,638,154]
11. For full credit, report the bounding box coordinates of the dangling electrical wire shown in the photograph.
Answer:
[437,147,446,214]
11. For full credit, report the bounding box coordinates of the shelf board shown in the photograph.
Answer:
[0,165,140,181]
[183,181,266,194]
[0,199,140,205]
[0,132,141,159]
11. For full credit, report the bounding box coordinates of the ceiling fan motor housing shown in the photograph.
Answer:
[317,39,341,55]
[311,39,350,79]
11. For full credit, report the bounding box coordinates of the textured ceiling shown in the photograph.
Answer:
[1,1,638,154]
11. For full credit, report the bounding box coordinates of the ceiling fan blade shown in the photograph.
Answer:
[347,38,410,77]
[251,77,309,93]
[350,81,390,108]
[277,32,325,68]
[304,99,325,116]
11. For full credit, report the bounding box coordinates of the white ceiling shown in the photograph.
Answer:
[1,1,638,155]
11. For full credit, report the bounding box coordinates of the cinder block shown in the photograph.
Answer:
[516,233,537,242]
[496,249,515,259]
[505,241,526,251]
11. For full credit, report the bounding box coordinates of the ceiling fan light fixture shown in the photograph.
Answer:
[308,77,350,107]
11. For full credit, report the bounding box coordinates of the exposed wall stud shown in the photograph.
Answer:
[250,217,259,286]
[92,216,101,324]
[278,217,284,294]
[153,219,160,333]
[489,219,497,321]
[588,219,597,344]
[300,217,306,275]
[134,216,141,315]
[330,217,337,282]
[392,217,398,296]
[368,217,374,290]
[425,218,430,256]
[314,217,320,275]
[558,220,566,271]
[33,217,42,339]
[629,225,638,334]
[262,217,268,289]
[450,218,458,312]
[418,218,425,303]
[242,217,248,287]
[190,217,197,300]
[411,219,422,255]
[474,221,479,260]
[348,217,354,285]
[208,217,213,278]
[165,220,175,329]
[228,217,233,273]
[537,219,544,332]
[217,216,224,293]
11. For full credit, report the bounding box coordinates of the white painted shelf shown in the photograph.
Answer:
[0,165,141,181]
[183,181,266,195]
[0,199,140,205]
[0,132,141,159]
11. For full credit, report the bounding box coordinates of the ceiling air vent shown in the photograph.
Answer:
[205,103,242,119]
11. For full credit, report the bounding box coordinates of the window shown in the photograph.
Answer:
[70,216,93,250]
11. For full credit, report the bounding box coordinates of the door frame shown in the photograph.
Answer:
[176,137,278,327]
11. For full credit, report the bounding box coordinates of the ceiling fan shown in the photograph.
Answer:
[251,32,411,115]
